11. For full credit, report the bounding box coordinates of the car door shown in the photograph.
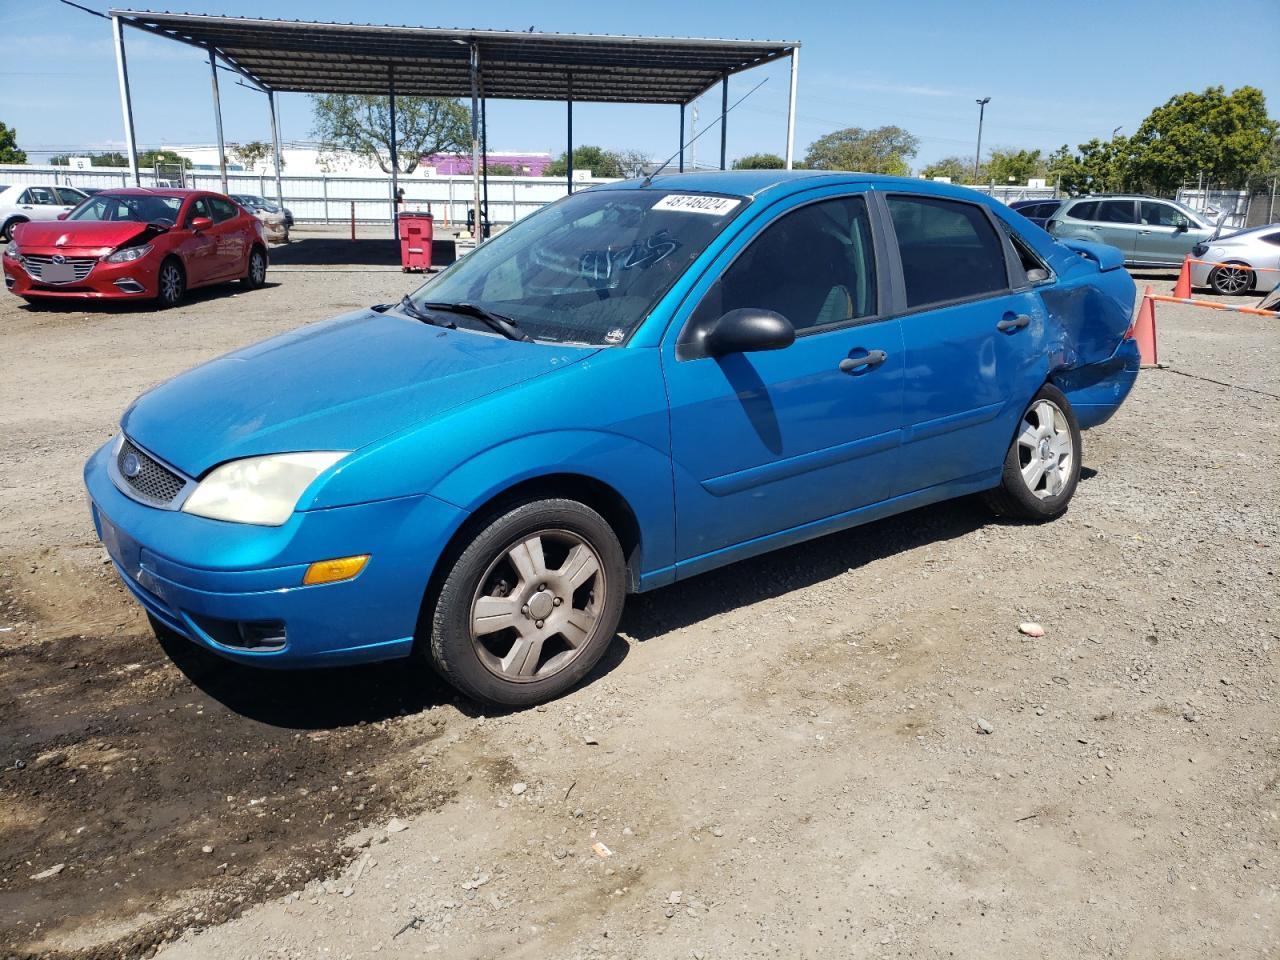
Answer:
[661,189,905,569]
[1091,199,1141,260]
[176,197,218,285]
[19,187,64,223]
[882,192,1046,491]
[205,196,247,278]
[1137,200,1205,264]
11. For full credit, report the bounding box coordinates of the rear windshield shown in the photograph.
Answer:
[412,189,746,345]
[67,193,183,225]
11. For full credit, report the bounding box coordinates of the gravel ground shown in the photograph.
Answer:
[0,248,1276,960]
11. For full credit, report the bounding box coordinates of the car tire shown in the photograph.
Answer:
[241,245,267,289]
[1,217,24,242]
[425,498,626,708]
[1208,262,1254,296]
[155,257,186,308]
[982,384,1082,522]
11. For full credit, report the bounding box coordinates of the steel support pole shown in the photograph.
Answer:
[784,47,799,170]
[973,98,990,182]
[480,83,489,234]
[679,103,685,173]
[720,73,728,170]
[208,48,228,194]
[566,72,574,195]
[267,89,284,208]
[111,16,140,186]
[389,66,399,240]
[469,43,482,240]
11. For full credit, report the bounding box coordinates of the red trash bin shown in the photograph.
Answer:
[398,212,433,273]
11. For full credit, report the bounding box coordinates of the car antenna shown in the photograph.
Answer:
[642,77,770,188]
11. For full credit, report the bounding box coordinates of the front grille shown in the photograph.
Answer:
[117,438,185,506]
[21,254,96,283]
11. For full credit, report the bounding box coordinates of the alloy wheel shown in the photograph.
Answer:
[469,529,605,683]
[159,263,183,304]
[1211,264,1251,295]
[1016,399,1073,500]
[250,250,266,285]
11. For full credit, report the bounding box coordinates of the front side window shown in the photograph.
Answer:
[413,189,745,345]
[1097,200,1137,224]
[1140,201,1189,227]
[888,195,1009,308]
[187,198,212,224]
[209,197,238,222]
[67,193,183,224]
[55,187,87,205]
[687,196,878,337]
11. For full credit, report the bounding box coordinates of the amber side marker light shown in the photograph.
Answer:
[303,555,370,586]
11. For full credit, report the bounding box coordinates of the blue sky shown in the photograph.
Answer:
[4,0,1277,169]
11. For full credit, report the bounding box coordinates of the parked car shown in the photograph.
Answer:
[1189,223,1280,295]
[3,187,267,307]
[1008,198,1062,229]
[230,193,294,228]
[1045,195,1230,266]
[84,172,1139,707]
[0,183,90,240]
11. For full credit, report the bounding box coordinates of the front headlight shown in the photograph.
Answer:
[4,240,17,258]
[104,244,153,264]
[181,452,347,526]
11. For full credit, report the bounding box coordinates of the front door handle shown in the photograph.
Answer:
[839,349,887,374]
[996,313,1030,332]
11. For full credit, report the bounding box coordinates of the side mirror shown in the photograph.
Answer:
[704,309,796,357]
[190,216,213,232]
[57,212,69,220]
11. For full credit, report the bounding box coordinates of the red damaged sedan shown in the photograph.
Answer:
[3,188,268,308]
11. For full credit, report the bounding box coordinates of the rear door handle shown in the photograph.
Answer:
[839,349,887,374]
[996,313,1030,332]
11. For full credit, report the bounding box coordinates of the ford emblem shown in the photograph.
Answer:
[121,453,142,478]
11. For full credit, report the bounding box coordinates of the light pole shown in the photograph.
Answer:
[973,97,990,182]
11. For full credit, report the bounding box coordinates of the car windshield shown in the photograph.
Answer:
[409,188,747,345]
[68,193,183,225]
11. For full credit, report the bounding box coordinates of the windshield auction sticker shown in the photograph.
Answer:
[651,194,741,216]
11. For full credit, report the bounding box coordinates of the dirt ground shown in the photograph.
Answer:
[1,238,1276,960]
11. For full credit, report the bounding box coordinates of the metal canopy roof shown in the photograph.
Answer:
[109,10,799,105]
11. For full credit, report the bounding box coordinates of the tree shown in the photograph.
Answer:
[138,149,187,171]
[91,152,128,167]
[49,154,72,166]
[733,152,786,170]
[919,155,974,182]
[230,140,281,173]
[310,95,470,174]
[613,149,651,179]
[1127,86,1277,193]
[484,162,517,177]
[985,148,1045,185]
[0,122,26,164]
[803,126,919,175]
[544,146,626,179]
[1048,136,1131,195]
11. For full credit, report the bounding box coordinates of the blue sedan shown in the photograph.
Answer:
[84,172,1140,706]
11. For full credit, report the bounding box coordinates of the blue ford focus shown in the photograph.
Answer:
[84,172,1139,706]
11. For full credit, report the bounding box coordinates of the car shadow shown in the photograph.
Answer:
[20,280,283,314]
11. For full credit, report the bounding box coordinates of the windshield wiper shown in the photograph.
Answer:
[421,301,533,342]
[394,295,456,329]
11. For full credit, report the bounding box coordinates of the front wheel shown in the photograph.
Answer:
[241,246,267,289]
[1208,262,1254,296]
[425,499,626,707]
[155,258,186,308]
[983,385,1082,521]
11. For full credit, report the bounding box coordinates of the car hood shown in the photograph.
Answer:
[122,310,598,477]
[13,219,155,254]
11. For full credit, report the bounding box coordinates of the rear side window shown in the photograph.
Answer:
[21,187,58,205]
[689,195,878,335]
[209,197,238,222]
[1067,201,1098,221]
[1097,200,1137,224]
[187,198,211,224]
[887,195,1009,308]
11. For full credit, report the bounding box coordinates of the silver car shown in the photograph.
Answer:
[0,183,90,241]
[1189,224,1280,295]
[1046,195,1229,267]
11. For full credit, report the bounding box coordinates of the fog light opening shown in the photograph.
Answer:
[113,278,146,294]
[303,554,370,586]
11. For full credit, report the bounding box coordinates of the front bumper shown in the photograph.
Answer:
[84,440,467,667]
[4,251,158,300]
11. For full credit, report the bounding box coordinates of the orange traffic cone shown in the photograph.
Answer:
[1133,285,1158,367]
[1173,255,1192,299]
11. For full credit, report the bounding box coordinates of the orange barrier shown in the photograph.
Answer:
[1148,293,1279,318]
[1133,285,1158,366]
[1185,258,1280,274]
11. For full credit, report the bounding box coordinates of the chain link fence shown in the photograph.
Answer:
[1176,176,1279,230]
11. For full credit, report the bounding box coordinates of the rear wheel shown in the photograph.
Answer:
[1208,262,1254,296]
[1,218,24,242]
[155,258,185,308]
[426,499,626,707]
[241,246,267,289]
[983,384,1081,521]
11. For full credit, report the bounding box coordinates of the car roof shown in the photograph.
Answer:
[596,169,1011,203]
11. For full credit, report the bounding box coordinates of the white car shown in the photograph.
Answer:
[0,183,90,241]
[1191,224,1280,295]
